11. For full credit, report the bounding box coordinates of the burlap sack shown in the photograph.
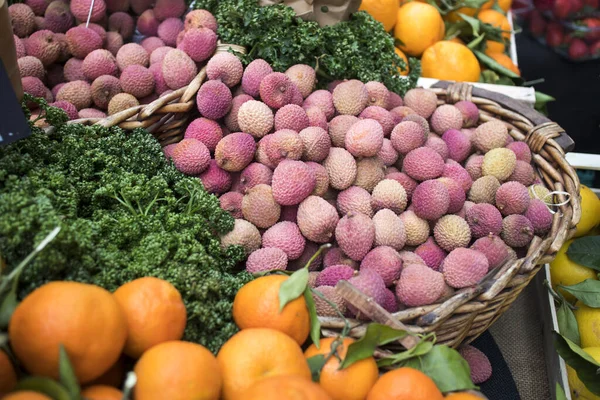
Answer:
[258,0,361,26]
[0,0,23,100]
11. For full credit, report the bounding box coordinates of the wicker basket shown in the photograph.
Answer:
[67,47,580,354]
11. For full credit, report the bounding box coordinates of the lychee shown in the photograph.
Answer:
[372,209,406,250]
[285,64,315,99]
[442,248,489,288]
[171,138,210,176]
[332,79,369,116]
[466,203,503,238]
[473,120,509,153]
[261,221,307,260]
[399,210,430,246]
[120,65,154,98]
[430,105,463,135]
[237,100,274,139]
[390,121,426,155]
[157,18,184,47]
[501,214,534,248]
[271,160,316,206]
[219,192,244,219]
[442,129,472,163]
[524,199,553,235]
[412,180,450,220]
[471,235,510,269]
[359,106,395,136]
[454,101,479,128]
[184,118,223,152]
[184,9,218,33]
[215,132,256,172]
[266,130,304,166]
[241,184,281,229]
[297,196,340,243]
[354,158,386,193]
[336,212,375,261]
[378,138,399,167]
[260,72,294,109]
[316,265,356,287]
[328,115,359,147]
[469,176,501,204]
[304,90,335,120]
[198,160,231,195]
[434,215,472,252]
[396,263,445,307]
[425,135,449,160]
[220,219,262,255]
[197,80,232,120]
[403,88,438,118]
[415,237,447,271]
[337,186,373,218]
[360,246,403,286]
[402,147,445,181]
[246,248,288,274]
[323,148,358,190]
[116,43,149,70]
[371,179,408,214]
[459,345,492,384]
[241,59,273,98]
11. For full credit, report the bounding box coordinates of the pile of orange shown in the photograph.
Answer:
[361,0,521,82]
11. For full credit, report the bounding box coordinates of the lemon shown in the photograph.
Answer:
[574,185,600,238]
[575,302,600,348]
[566,347,600,399]
[550,239,598,304]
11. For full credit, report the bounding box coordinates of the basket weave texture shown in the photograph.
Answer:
[70,47,580,353]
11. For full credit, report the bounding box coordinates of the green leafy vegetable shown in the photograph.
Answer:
[0,101,251,353]
[339,324,408,369]
[192,0,419,95]
[557,301,581,346]
[566,236,600,271]
[402,345,477,393]
[553,332,600,396]
[559,279,600,308]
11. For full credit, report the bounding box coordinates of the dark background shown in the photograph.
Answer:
[516,33,600,155]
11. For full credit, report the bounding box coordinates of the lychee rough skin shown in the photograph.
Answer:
[163,49,198,90]
[245,248,288,274]
[262,222,306,261]
[198,160,231,195]
[313,286,347,317]
[524,199,553,235]
[468,176,501,204]
[178,27,217,63]
[328,115,359,148]
[299,127,331,163]
[259,72,294,109]
[120,65,154,98]
[219,192,244,219]
[242,59,273,98]
[297,196,340,243]
[285,64,316,99]
[442,248,489,289]
[425,135,449,161]
[373,209,407,250]
[399,210,430,247]
[353,156,385,192]
[82,50,118,81]
[337,186,373,218]
[107,93,138,115]
[411,180,450,221]
[116,43,149,70]
[304,90,335,120]
[430,104,463,135]
[371,179,408,214]
[471,235,510,270]
[171,138,210,176]
[442,129,472,163]
[345,119,384,158]
[316,265,356,287]
[360,106,395,137]
[70,0,106,22]
[396,263,445,307]
[265,130,304,166]
[360,246,403,287]
[206,52,244,88]
[482,148,517,182]
[27,30,61,66]
[271,160,316,206]
[241,184,281,229]
[415,237,447,271]
[238,163,273,193]
[347,269,387,316]
[323,147,357,191]
[274,104,309,133]
[466,203,503,239]
[402,147,445,181]
[378,138,399,167]
[434,214,472,252]
[454,100,480,128]
[473,120,509,153]
[501,214,535,248]
[495,181,531,216]
[332,79,369,116]
[403,88,438,119]
[506,141,532,163]
[215,132,256,172]
[335,212,375,261]
[459,345,492,384]
[323,247,358,269]
[184,118,223,152]
[390,121,426,155]
[197,80,232,120]
[237,100,274,139]
[220,219,262,255]
[386,172,418,201]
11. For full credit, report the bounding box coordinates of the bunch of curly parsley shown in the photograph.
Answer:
[0,96,251,352]
[193,0,420,95]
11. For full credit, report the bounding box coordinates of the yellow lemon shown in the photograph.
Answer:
[566,347,600,399]
[549,239,598,304]
[575,302,600,348]
[574,185,600,238]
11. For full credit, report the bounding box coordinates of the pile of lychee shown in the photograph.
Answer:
[10,0,217,120]
[170,54,554,318]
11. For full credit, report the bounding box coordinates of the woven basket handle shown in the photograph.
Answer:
[430,81,575,152]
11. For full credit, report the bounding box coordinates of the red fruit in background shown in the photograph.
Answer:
[570,0,585,13]
[546,22,565,47]
[582,18,600,41]
[535,0,554,11]
[553,0,573,19]
[583,0,599,8]
[568,38,590,59]
[590,40,600,55]
[529,10,547,37]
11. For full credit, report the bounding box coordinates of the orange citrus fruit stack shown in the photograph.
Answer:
[359,0,400,32]
[0,351,17,397]
[394,2,445,57]
[241,375,333,400]
[367,367,445,400]
[80,385,123,400]
[134,340,222,400]
[305,337,379,400]
[113,277,187,358]
[87,356,127,389]
[8,282,127,384]
[478,9,512,53]
[232,274,310,345]
[217,328,311,400]
[394,48,410,76]
[421,41,482,82]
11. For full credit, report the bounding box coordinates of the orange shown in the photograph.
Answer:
[241,375,333,400]
[359,0,399,32]
[113,277,187,359]
[133,340,221,400]
[1,392,51,400]
[478,10,511,54]
[485,52,521,76]
[445,393,484,399]
[446,7,477,22]
[394,48,409,76]
[87,356,127,389]
[367,367,444,400]
[0,351,17,396]
[80,385,123,400]
[483,0,512,12]
[421,41,481,82]
[304,337,379,400]
[8,282,127,384]
[217,328,311,400]
[232,275,309,346]
[394,2,445,57]
[448,37,465,45]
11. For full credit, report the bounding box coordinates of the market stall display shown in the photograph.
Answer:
[0,0,588,399]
